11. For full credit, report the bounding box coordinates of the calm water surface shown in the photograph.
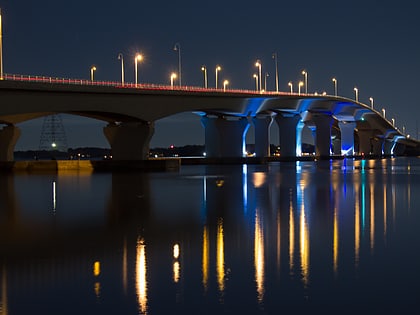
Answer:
[1,157,420,314]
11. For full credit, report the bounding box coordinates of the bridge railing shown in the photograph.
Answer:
[2,73,296,96]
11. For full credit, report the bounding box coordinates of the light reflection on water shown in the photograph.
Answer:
[1,157,420,314]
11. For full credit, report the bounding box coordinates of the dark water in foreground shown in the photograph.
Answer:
[1,157,419,314]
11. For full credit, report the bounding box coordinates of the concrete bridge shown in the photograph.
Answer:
[0,76,418,161]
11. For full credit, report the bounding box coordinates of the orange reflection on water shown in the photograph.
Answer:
[216,219,225,293]
[354,184,360,267]
[289,202,295,272]
[370,182,375,251]
[299,207,309,286]
[333,206,339,275]
[202,225,209,291]
[173,261,180,283]
[136,238,147,314]
[254,209,265,302]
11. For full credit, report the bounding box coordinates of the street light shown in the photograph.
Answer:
[382,108,386,118]
[90,66,96,81]
[201,65,208,88]
[0,8,3,80]
[223,79,229,91]
[332,78,337,96]
[118,53,124,86]
[288,82,293,93]
[134,53,143,87]
[173,43,181,86]
[255,60,262,91]
[253,74,259,91]
[170,72,177,89]
[272,52,279,92]
[369,97,374,109]
[354,87,359,102]
[215,65,221,89]
[298,81,304,95]
[302,70,308,94]
[264,72,269,91]
[392,118,395,127]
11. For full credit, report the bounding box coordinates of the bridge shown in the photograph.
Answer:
[0,74,419,161]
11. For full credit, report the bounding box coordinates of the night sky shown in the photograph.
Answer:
[1,0,419,150]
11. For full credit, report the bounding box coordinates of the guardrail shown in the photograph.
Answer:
[1,73,294,96]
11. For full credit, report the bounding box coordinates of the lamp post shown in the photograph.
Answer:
[264,72,269,91]
[382,108,386,118]
[392,118,395,127]
[173,43,181,86]
[255,60,262,91]
[298,81,304,95]
[332,78,337,96]
[288,82,293,93]
[302,70,308,94]
[354,87,358,102]
[170,72,177,89]
[369,97,374,109]
[223,80,229,91]
[272,52,279,92]
[118,53,124,86]
[215,65,221,89]
[90,66,96,81]
[0,8,3,80]
[201,65,207,88]
[253,74,258,91]
[135,53,143,87]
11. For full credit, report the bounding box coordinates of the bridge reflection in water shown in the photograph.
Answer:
[0,158,419,313]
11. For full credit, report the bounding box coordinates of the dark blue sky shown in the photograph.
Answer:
[1,0,419,150]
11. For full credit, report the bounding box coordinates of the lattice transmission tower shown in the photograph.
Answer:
[39,114,68,152]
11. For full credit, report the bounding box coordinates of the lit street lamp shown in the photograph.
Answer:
[135,53,143,87]
[332,78,337,96]
[90,66,96,81]
[302,70,308,94]
[272,52,279,92]
[255,60,262,91]
[298,81,304,95]
[369,97,374,109]
[223,79,229,91]
[382,108,386,118]
[288,82,293,93]
[170,72,177,89]
[201,65,208,88]
[118,53,124,86]
[392,118,395,127]
[0,8,3,80]
[264,72,269,91]
[173,43,181,86]
[354,87,359,102]
[253,74,258,91]
[215,65,221,89]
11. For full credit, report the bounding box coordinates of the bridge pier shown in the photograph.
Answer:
[0,125,21,161]
[201,115,249,158]
[338,121,356,156]
[357,130,383,156]
[103,122,154,160]
[253,114,273,157]
[311,114,334,158]
[275,113,301,157]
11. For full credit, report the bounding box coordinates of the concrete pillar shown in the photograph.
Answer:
[383,139,394,156]
[253,115,273,157]
[201,116,250,158]
[338,121,356,156]
[103,121,154,160]
[0,125,21,161]
[357,130,383,156]
[275,113,301,157]
[311,114,334,158]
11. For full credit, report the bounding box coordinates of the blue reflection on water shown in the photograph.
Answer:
[1,157,420,314]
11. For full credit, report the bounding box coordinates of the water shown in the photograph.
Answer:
[1,157,419,314]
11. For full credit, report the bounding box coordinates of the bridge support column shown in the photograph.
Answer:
[275,113,301,157]
[253,114,273,157]
[312,114,334,158]
[0,125,21,161]
[103,122,154,160]
[357,130,383,156]
[383,139,394,156]
[201,116,250,158]
[338,121,356,156]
